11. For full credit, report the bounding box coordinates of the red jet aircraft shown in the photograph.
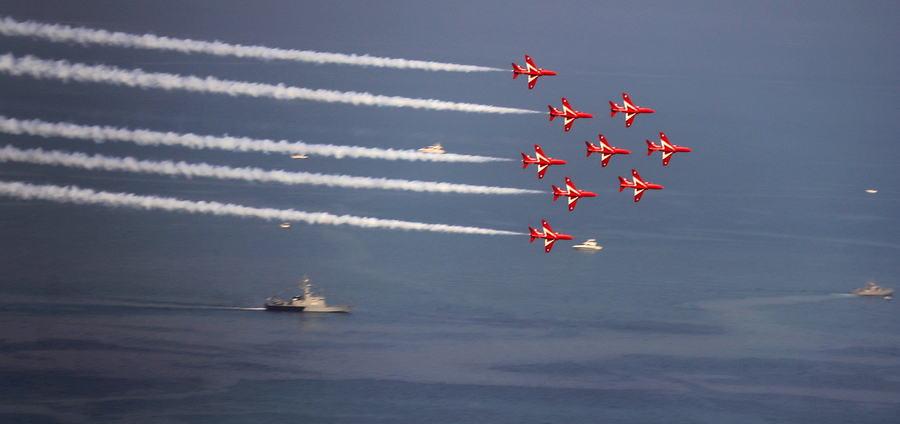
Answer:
[528,219,574,252]
[552,177,597,211]
[548,98,594,132]
[609,93,654,128]
[512,55,557,90]
[521,144,566,179]
[647,132,692,166]
[586,134,631,167]
[618,169,663,202]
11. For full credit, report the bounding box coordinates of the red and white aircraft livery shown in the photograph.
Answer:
[586,134,631,167]
[647,132,692,166]
[618,169,664,202]
[521,144,566,179]
[528,219,574,253]
[609,93,654,128]
[512,55,557,90]
[548,98,594,132]
[552,177,597,211]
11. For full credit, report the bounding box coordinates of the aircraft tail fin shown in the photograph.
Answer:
[551,185,563,201]
[609,101,619,117]
[585,141,595,157]
[618,176,629,191]
[646,139,657,156]
[528,227,541,242]
[521,153,532,168]
[512,63,524,77]
[548,105,559,120]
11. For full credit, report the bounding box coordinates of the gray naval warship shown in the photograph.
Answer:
[265,276,353,312]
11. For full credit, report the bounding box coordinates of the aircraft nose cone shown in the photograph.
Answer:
[621,149,632,154]
[545,71,557,76]
[583,113,594,119]
[684,148,692,152]
[645,108,655,113]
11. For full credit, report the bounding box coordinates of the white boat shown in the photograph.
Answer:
[265,276,353,312]
[572,239,602,251]
[852,282,894,297]
[418,143,445,154]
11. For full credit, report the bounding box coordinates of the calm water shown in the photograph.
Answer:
[1,204,898,422]
[2,1,900,422]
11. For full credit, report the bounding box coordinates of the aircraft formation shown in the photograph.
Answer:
[512,55,692,252]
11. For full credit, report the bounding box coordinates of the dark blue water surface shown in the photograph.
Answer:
[1,1,899,422]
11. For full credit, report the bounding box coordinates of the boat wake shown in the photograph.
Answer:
[2,295,268,312]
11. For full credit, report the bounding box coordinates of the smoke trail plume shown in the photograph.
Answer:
[0,145,540,195]
[0,180,522,235]
[0,16,502,72]
[0,54,538,114]
[0,116,511,162]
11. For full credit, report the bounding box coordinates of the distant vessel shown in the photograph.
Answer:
[572,239,602,251]
[852,282,894,297]
[418,143,445,154]
[265,276,352,312]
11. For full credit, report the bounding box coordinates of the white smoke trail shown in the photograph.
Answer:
[0,116,511,162]
[0,145,540,195]
[0,16,502,72]
[0,180,522,235]
[0,54,538,114]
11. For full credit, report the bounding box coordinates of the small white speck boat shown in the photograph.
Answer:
[572,239,602,251]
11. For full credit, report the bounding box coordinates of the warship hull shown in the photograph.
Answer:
[303,305,353,313]
[264,302,305,311]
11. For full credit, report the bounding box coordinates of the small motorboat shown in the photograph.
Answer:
[852,282,894,297]
[572,239,602,251]
[418,143,446,154]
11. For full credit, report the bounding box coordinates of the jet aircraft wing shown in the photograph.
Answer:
[601,153,612,167]
[625,113,636,128]
[544,238,556,253]
[662,151,673,166]
[633,188,646,202]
